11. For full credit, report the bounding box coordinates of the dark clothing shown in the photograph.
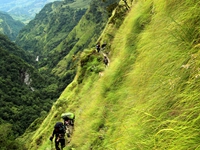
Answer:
[101,43,107,49]
[50,122,66,150]
[54,122,64,128]
[52,128,65,139]
[103,56,109,66]
[96,44,101,52]
[55,138,65,150]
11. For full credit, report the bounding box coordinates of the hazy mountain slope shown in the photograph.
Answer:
[16,0,88,56]
[23,0,200,149]
[0,0,62,23]
[0,11,24,41]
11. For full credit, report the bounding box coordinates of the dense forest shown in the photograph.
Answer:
[0,34,62,137]
[0,34,33,63]
[16,1,87,56]
[2,0,200,150]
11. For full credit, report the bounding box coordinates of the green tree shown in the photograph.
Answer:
[0,123,27,150]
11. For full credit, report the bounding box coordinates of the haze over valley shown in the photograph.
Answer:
[0,0,62,23]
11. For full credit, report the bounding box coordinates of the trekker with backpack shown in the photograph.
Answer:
[50,122,66,150]
[61,112,75,137]
[61,112,75,127]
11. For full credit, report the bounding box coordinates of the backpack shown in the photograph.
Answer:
[54,122,66,133]
[61,112,75,120]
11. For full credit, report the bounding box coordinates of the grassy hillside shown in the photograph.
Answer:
[21,0,200,149]
[0,11,24,41]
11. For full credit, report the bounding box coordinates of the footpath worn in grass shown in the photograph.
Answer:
[25,0,200,149]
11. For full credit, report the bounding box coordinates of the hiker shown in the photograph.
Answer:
[103,55,109,66]
[61,112,75,127]
[96,42,101,52]
[61,112,75,138]
[49,122,66,150]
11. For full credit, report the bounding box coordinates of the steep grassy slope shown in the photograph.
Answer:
[21,0,200,149]
[0,11,24,41]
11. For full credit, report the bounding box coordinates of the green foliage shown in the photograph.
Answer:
[15,1,89,89]
[0,11,24,41]
[106,2,119,17]
[52,0,119,77]
[15,0,119,102]
[77,49,104,84]
[0,34,34,63]
[16,1,87,58]
[0,123,27,150]
[0,37,60,137]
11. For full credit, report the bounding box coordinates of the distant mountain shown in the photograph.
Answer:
[16,0,88,56]
[0,11,24,41]
[0,0,62,24]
